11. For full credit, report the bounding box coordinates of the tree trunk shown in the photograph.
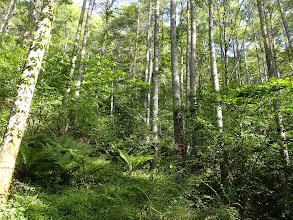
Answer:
[277,0,293,57]
[150,0,160,169]
[75,0,95,97]
[257,0,290,166]
[65,0,87,96]
[209,0,223,132]
[22,0,40,44]
[190,0,196,117]
[131,3,140,78]
[256,0,274,78]
[102,0,115,54]
[185,0,190,132]
[145,0,153,129]
[0,0,54,203]
[180,1,184,100]
[243,45,250,84]
[209,0,226,182]
[252,19,264,83]
[170,0,184,149]
[0,0,16,34]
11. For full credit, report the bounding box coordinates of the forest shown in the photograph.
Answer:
[0,0,292,219]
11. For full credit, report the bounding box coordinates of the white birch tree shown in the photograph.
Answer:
[0,0,55,203]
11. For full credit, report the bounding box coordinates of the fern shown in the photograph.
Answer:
[118,150,153,171]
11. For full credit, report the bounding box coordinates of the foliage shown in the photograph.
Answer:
[118,150,153,171]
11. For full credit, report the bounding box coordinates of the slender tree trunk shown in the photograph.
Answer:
[185,0,190,132]
[171,0,184,149]
[277,0,293,56]
[102,0,115,54]
[236,35,242,85]
[243,45,250,84]
[22,0,40,43]
[190,0,196,116]
[209,0,226,182]
[161,3,166,107]
[257,0,290,166]
[256,0,274,78]
[216,3,228,87]
[252,20,264,83]
[145,0,153,129]
[131,3,140,78]
[66,0,87,96]
[150,0,160,169]
[0,0,54,203]
[209,0,223,132]
[75,0,95,97]
[180,1,184,100]
[0,0,16,34]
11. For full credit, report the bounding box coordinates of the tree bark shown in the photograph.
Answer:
[0,0,54,203]
[150,0,160,169]
[257,0,290,166]
[256,0,274,78]
[102,0,115,54]
[22,0,40,44]
[75,0,95,97]
[190,0,196,117]
[0,0,16,34]
[209,0,223,132]
[145,0,153,129]
[171,0,184,148]
[277,0,293,57]
[252,19,264,83]
[131,3,140,78]
[185,0,190,132]
[66,0,87,97]
[180,1,184,100]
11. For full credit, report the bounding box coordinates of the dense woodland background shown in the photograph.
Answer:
[0,0,292,219]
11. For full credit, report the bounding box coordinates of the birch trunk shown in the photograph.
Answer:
[171,0,184,148]
[131,3,140,78]
[243,45,250,84]
[150,0,160,169]
[0,0,16,34]
[0,0,54,203]
[66,0,87,96]
[209,0,223,132]
[145,0,153,129]
[22,0,40,43]
[257,0,290,166]
[252,20,264,83]
[277,0,293,56]
[185,0,190,131]
[256,0,274,78]
[102,0,115,54]
[75,0,94,97]
[180,1,184,100]
[190,0,196,116]
[209,0,225,182]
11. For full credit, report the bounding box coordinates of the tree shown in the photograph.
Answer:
[145,0,153,129]
[277,0,293,56]
[66,0,87,96]
[170,0,184,150]
[0,0,16,34]
[75,0,95,97]
[150,0,160,169]
[190,0,196,116]
[256,0,290,166]
[22,0,40,44]
[0,0,55,203]
[209,0,225,181]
